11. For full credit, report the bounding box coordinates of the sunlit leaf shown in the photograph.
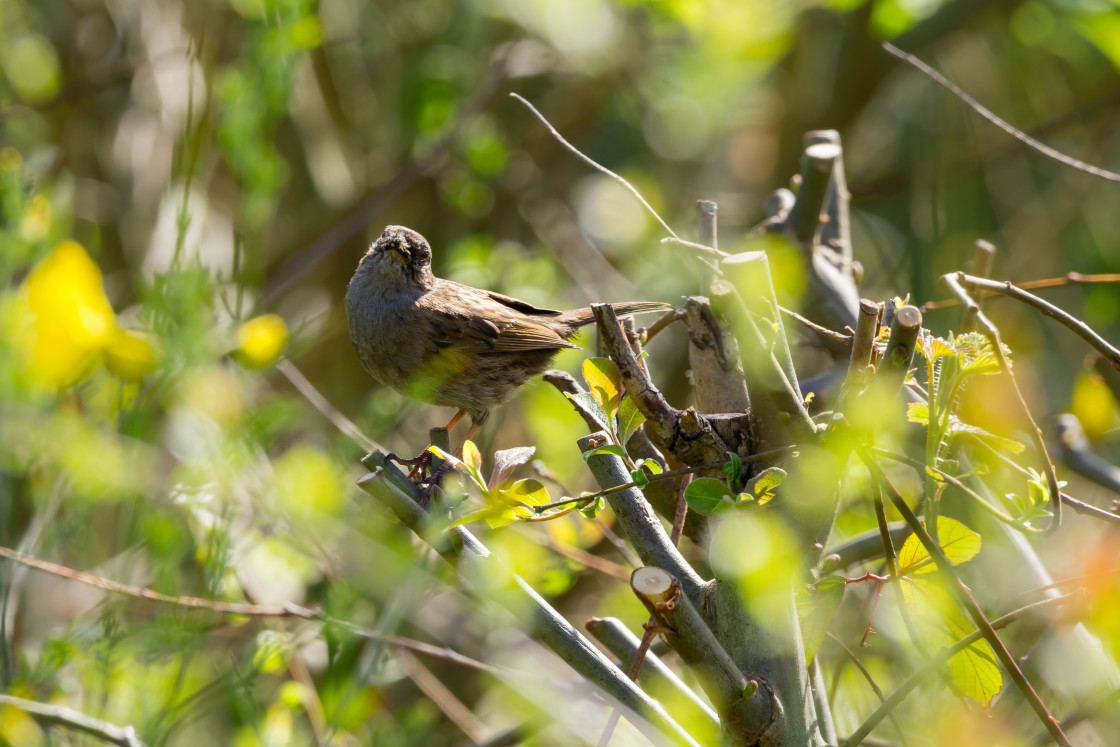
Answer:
[583,357,622,421]
[796,576,846,664]
[897,517,981,575]
[564,391,613,434]
[617,395,646,445]
[745,467,786,505]
[900,577,1002,709]
[582,444,626,461]
[906,402,929,426]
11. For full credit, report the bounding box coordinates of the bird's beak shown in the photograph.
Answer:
[381,233,412,264]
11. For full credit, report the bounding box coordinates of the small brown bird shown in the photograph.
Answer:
[346,225,668,443]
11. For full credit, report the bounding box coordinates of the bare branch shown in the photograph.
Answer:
[884,43,1120,183]
[0,695,145,747]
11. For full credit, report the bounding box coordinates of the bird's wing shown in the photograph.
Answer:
[421,281,579,353]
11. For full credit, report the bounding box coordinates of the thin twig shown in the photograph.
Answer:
[277,358,380,452]
[843,592,1076,745]
[779,305,852,346]
[0,543,504,674]
[659,236,728,259]
[952,273,1120,371]
[824,633,907,744]
[510,93,680,239]
[922,272,1120,311]
[0,695,145,747]
[884,43,1120,183]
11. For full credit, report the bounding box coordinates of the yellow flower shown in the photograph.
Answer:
[13,240,116,388]
[104,328,158,381]
[236,313,288,369]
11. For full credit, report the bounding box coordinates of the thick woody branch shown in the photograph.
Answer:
[839,299,881,404]
[543,370,703,540]
[592,303,730,466]
[1054,414,1120,496]
[684,297,750,415]
[579,433,706,602]
[788,143,841,246]
[804,130,853,278]
[356,453,701,747]
[631,567,780,746]
[875,304,922,391]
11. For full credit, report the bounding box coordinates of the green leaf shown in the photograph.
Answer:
[796,576,846,665]
[617,395,646,445]
[900,577,1002,709]
[583,357,622,421]
[582,444,626,461]
[564,391,612,434]
[948,419,1025,455]
[722,451,743,486]
[897,517,981,575]
[500,478,549,508]
[744,467,786,505]
[906,402,929,426]
[634,458,662,476]
[578,494,604,519]
[631,469,649,486]
[684,478,736,516]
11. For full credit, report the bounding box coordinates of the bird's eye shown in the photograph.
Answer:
[419,252,431,265]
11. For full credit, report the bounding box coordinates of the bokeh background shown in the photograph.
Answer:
[3,0,1120,744]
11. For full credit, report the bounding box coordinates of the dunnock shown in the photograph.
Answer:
[346,225,668,442]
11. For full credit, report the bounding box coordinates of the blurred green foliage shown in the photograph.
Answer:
[2,0,1120,744]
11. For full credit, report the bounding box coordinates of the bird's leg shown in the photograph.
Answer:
[452,418,482,457]
[404,410,467,480]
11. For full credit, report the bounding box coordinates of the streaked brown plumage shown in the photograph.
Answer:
[345,225,668,436]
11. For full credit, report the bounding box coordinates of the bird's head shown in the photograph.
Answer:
[357,225,436,292]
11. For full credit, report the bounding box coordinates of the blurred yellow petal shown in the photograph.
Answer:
[14,240,116,388]
[237,313,288,369]
[104,328,158,381]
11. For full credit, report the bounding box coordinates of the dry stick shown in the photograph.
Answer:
[883,43,1120,183]
[779,304,852,346]
[510,93,679,240]
[846,433,1072,747]
[923,272,1120,311]
[941,274,1063,530]
[0,694,145,747]
[659,236,728,260]
[399,650,492,744]
[953,272,1120,372]
[843,593,1076,746]
[0,543,507,674]
[276,358,380,452]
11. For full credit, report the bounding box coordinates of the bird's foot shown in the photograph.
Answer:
[386,450,434,482]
